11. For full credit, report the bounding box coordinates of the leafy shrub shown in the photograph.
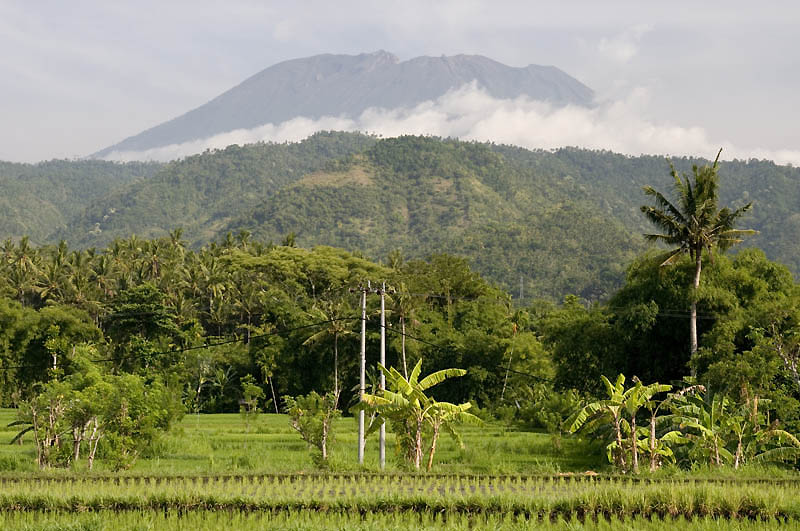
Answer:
[518,385,583,434]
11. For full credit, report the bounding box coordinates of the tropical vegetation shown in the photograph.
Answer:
[1,139,800,528]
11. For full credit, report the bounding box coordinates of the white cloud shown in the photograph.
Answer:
[104,82,800,166]
[597,24,652,63]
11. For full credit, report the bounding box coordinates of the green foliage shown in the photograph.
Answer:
[517,384,583,435]
[239,374,264,432]
[54,132,377,248]
[13,348,181,470]
[543,249,800,423]
[0,159,158,244]
[570,373,800,473]
[640,150,755,356]
[360,360,480,470]
[0,299,101,404]
[5,135,800,305]
[284,391,340,464]
[226,137,645,302]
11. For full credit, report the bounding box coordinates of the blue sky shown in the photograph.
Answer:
[2,1,798,163]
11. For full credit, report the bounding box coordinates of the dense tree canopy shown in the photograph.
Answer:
[4,134,798,304]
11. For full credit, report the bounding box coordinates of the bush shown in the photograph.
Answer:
[518,385,583,434]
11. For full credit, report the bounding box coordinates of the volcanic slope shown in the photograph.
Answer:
[94,51,593,158]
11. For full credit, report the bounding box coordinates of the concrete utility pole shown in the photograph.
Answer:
[379,281,386,470]
[350,282,370,465]
[351,281,390,468]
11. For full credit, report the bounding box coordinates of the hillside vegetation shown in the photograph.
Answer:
[2,133,799,301]
[0,159,158,244]
[57,131,376,248]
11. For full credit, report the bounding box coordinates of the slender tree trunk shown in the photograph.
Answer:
[87,418,100,471]
[613,415,627,470]
[501,347,514,401]
[690,248,702,369]
[734,435,742,469]
[30,409,44,468]
[321,417,329,461]
[649,413,658,472]
[427,423,441,471]
[246,313,251,344]
[631,415,639,474]
[401,317,407,379]
[414,418,423,470]
[269,376,279,413]
[333,333,339,403]
[72,426,82,463]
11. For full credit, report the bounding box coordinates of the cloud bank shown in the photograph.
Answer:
[104,83,800,166]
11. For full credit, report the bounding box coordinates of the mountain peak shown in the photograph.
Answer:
[94,52,593,159]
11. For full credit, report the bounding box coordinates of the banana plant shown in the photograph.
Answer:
[570,374,675,473]
[672,392,734,466]
[726,397,800,468]
[640,384,701,472]
[360,359,479,470]
[568,374,633,470]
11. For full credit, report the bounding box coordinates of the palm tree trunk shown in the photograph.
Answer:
[333,333,339,404]
[690,247,702,376]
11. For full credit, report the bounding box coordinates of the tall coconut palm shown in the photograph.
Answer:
[386,282,419,379]
[640,150,755,357]
[302,298,354,402]
[8,236,40,306]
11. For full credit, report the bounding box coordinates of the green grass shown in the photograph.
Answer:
[0,408,604,476]
[2,409,800,529]
[0,476,799,520]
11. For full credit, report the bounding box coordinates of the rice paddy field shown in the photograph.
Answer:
[1,409,799,530]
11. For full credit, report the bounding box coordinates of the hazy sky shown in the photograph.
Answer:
[2,1,799,163]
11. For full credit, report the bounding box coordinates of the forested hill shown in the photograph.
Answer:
[223,138,644,301]
[2,133,799,302]
[493,146,800,277]
[54,132,377,248]
[0,159,159,245]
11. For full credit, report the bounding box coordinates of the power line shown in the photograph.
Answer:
[379,320,553,384]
